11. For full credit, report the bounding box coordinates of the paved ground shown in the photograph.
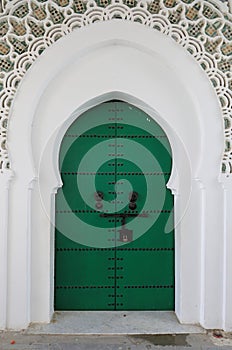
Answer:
[1,332,232,350]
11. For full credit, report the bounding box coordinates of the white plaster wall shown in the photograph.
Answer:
[0,171,12,329]
[1,20,229,330]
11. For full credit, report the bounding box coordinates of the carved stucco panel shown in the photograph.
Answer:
[0,0,231,174]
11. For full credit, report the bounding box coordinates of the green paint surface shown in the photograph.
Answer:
[55,101,174,310]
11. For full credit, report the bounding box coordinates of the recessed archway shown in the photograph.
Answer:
[4,20,227,330]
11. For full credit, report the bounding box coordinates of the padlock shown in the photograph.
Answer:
[122,235,128,242]
[119,228,133,242]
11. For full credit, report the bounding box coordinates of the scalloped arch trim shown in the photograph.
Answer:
[0,0,232,174]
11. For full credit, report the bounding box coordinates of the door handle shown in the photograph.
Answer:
[129,191,138,202]
[129,191,138,210]
[129,202,137,210]
[94,191,104,200]
[95,191,104,209]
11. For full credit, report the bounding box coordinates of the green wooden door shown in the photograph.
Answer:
[55,101,174,310]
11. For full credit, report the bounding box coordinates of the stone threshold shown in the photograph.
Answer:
[26,311,205,335]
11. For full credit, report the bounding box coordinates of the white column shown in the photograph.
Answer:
[30,180,55,323]
[0,171,13,330]
[175,179,203,324]
[30,127,61,323]
[222,176,232,331]
[201,180,224,329]
[6,175,33,329]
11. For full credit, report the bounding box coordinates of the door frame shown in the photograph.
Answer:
[5,20,228,330]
